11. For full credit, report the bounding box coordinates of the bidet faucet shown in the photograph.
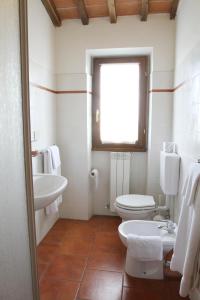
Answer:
[157,220,176,234]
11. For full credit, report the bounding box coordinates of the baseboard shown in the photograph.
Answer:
[190,289,200,300]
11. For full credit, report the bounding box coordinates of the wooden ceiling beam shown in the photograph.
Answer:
[170,0,179,19]
[41,0,61,27]
[140,0,149,21]
[107,0,117,24]
[76,0,89,25]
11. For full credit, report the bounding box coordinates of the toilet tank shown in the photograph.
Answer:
[160,151,180,195]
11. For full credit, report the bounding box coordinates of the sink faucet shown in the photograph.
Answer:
[157,220,176,234]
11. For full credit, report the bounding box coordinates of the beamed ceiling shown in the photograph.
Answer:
[41,0,179,26]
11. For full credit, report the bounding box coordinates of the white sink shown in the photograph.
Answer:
[33,173,68,211]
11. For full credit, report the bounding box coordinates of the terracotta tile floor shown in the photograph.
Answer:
[37,216,188,300]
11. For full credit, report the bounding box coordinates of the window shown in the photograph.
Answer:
[92,56,149,152]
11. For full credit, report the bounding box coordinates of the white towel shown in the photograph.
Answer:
[43,146,62,215]
[43,149,53,174]
[170,163,200,297]
[182,163,200,206]
[127,234,163,261]
[50,145,61,170]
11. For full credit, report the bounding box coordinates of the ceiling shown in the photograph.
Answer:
[42,0,179,26]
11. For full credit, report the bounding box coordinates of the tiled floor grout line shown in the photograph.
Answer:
[75,252,91,300]
[38,217,185,300]
[39,262,50,283]
[86,267,124,273]
[75,225,123,299]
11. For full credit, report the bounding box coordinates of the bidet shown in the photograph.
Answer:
[118,220,176,279]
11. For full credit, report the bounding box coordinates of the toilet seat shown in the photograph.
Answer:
[116,194,155,211]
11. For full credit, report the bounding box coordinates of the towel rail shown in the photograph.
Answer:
[31,150,40,157]
[31,144,56,157]
[31,150,45,157]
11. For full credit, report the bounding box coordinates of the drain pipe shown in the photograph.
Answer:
[166,195,175,221]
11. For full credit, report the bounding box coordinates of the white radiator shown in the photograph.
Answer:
[110,152,131,212]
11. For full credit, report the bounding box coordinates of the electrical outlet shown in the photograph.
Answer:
[31,131,35,142]
[34,130,39,141]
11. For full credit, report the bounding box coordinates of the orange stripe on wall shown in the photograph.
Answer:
[149,88,174,93]
[30,82,92,94]
[31,81,176,95]
[173,80,187,92]
[30,76,194,95]
[150,72,200,93]
[56,90,89,94]
[30,82,57,94]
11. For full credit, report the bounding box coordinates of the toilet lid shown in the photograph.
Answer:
[116,194,155,210]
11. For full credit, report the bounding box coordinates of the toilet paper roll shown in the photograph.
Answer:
[90,169,99,189]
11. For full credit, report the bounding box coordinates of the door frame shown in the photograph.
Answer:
[19,1,40,299]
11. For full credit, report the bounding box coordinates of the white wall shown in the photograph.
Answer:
[55,15,175,218]
[173,1,200,298]
[0,1,33,299]
[173,0,200,221]
[28,0,58,243]
[56,92,92,219]
[56,16,174,74]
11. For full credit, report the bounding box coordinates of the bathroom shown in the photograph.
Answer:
[1,0,200,299]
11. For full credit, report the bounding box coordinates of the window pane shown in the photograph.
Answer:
[100,63,140,144]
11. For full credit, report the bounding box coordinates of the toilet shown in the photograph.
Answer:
[114,151,180,221]
[118,220,176,279]
[115,194,156,221]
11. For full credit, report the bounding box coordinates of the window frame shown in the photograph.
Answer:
[92,56,149,152]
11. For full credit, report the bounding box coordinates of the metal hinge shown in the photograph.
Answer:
[96,109,100,123]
